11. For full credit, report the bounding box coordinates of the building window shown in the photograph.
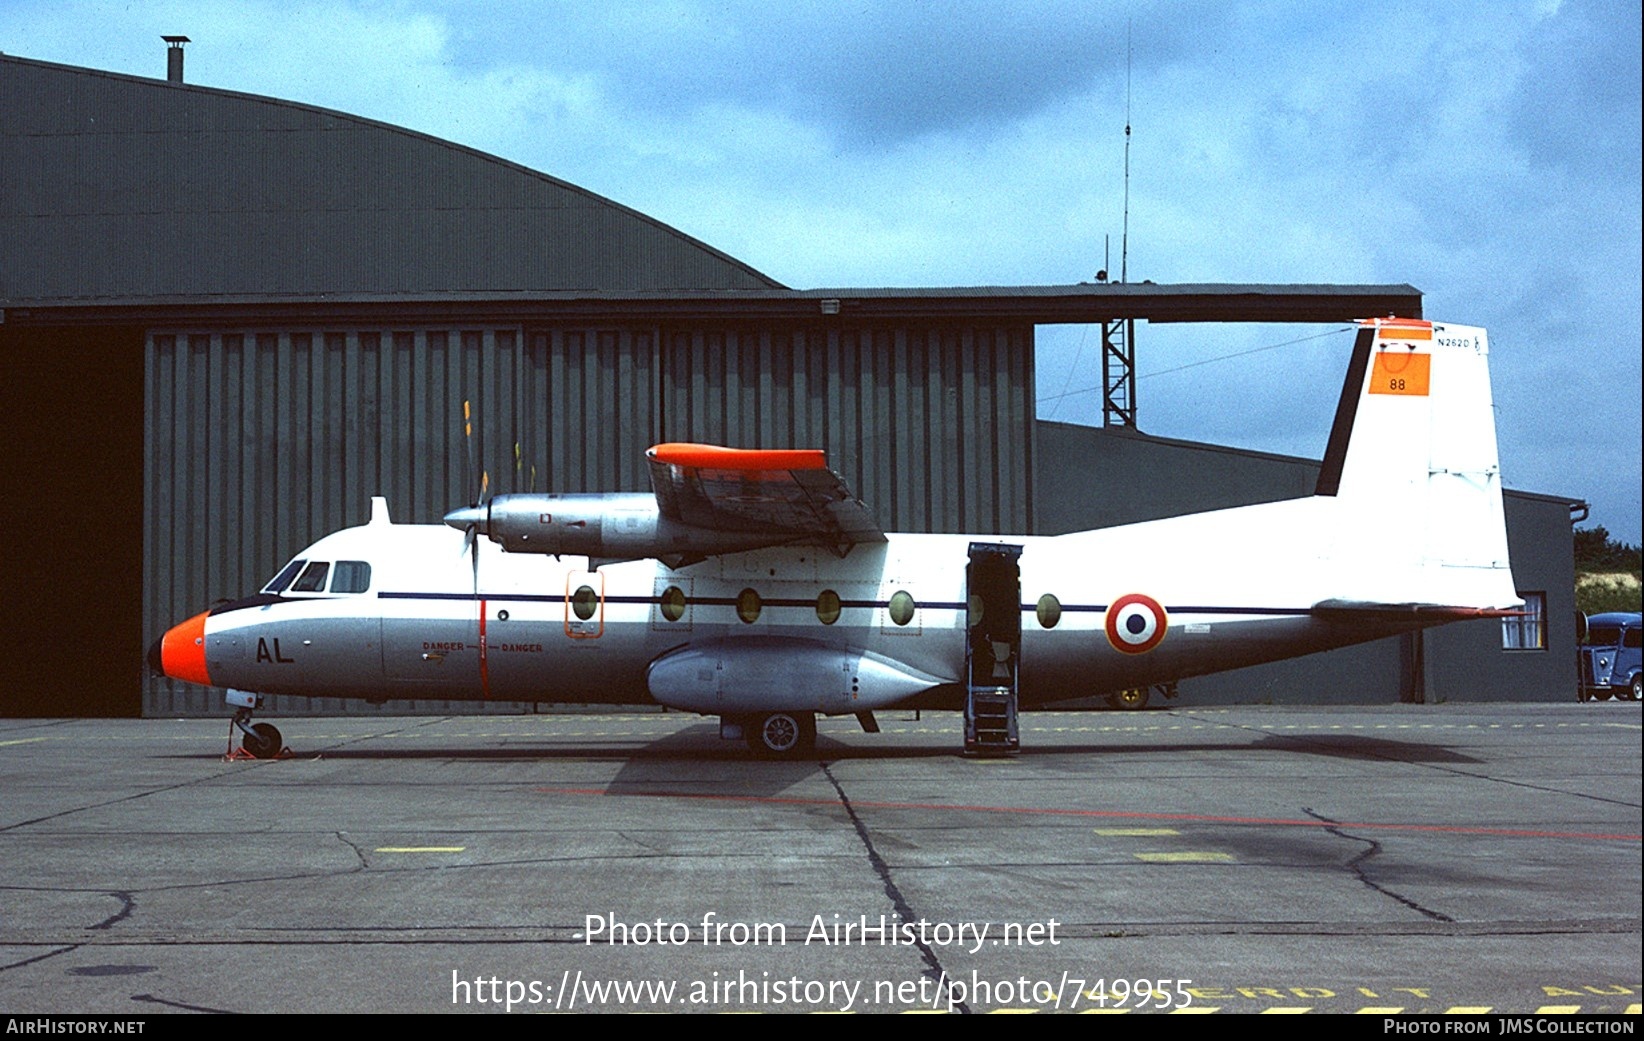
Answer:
[1502,592,1545,651]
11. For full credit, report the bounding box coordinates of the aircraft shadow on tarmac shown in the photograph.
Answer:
[165,723,1481,803]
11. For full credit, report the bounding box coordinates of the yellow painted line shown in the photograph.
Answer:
[0,737,48,747]
[374,846,466,853]
[1358,1007,1405,1014]
[1447,1007,1493,1014]
[1094,827,1180,836]
[1624,1004,1640,1014]
[1170,1006,1220,1014]
[1261,1007,1313,1013]
[1134,852,1234,863]
[1536,1006,1582,1014]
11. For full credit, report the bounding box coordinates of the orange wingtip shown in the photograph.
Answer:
[647,443,828,471]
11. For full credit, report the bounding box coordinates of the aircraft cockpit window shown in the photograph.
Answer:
[291,561,331,593]
[262,559,307,594]
[330,561,372,594]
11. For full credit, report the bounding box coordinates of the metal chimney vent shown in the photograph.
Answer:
[162,36,190,83]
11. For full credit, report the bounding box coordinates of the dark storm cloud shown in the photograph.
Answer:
[1507,0,1642,179]
[443,0,1239,146]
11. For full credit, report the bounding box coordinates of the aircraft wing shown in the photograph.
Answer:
[646,443,887,553]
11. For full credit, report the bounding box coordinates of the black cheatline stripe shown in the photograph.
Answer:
[380,590,1311,618]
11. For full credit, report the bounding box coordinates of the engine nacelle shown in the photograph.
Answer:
[444,493,793,560]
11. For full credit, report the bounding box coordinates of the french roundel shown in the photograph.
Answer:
[1105,593,1168,654]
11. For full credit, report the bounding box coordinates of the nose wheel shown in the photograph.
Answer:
[227,707,288,760]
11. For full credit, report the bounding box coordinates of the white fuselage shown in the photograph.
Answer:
[194,492,1488,712]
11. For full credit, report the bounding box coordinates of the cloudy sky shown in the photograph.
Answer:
[5,0,1639,541]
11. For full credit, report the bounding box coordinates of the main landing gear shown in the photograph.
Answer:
[225,691,288,760]
[743,711,817,758]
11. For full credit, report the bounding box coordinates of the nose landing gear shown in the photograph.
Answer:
[224,692,289,760]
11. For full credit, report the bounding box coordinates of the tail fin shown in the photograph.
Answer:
[1316,318,1517,607]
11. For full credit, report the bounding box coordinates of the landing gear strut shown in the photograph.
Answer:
[225,692,286,760]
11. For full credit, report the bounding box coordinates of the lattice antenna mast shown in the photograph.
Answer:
[1121,20,1132,284]
[1102,20,1139,427]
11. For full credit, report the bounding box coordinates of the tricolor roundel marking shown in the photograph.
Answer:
[1105,594,1168,654]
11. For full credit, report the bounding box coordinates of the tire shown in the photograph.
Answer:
[243,722,283,759]
[1631,675,1643,702]
[745,712,816,757]
[1107,687,1149,711]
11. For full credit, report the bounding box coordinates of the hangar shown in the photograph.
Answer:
[0,50,1579,718]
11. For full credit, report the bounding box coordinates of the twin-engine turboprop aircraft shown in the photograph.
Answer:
[152,318,1523,758]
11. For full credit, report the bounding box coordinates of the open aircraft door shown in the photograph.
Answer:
[965,542,1022,754]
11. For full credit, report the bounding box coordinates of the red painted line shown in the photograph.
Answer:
[478,598,490,701]
[532,787,1641,842]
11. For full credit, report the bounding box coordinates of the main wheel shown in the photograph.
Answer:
[1107,687,1149,711]
[745,712,816,758]
[243,722,283,759]
[1631,675,1642,702]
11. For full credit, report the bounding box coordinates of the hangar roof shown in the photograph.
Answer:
[1,54,1422,326]
[0,54,782,306]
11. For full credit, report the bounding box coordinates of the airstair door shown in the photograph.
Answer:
[965,542,1022,754]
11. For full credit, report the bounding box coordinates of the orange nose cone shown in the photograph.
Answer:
[160,611,213,686]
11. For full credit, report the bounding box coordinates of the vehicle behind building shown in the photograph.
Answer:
[1578,612,1642,701]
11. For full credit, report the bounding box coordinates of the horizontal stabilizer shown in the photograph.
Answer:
[1312,599,1526,622]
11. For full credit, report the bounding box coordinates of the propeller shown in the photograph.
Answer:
[442,399,491,594]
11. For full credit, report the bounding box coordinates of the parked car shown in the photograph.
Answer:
[1578,612,1642,701]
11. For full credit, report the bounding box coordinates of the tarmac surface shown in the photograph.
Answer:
[0,702,1639,1015]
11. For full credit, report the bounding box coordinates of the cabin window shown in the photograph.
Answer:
[262,559,306,594]
[659,585,687,622]
[291,561,331,593]
[571,585,599,621]
[1036,593,1061,629]
[816,590,841,625]
[888,590,915,626]
[330,561,372,594]
[736,588,762,624]
[1501,592,1545,651]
